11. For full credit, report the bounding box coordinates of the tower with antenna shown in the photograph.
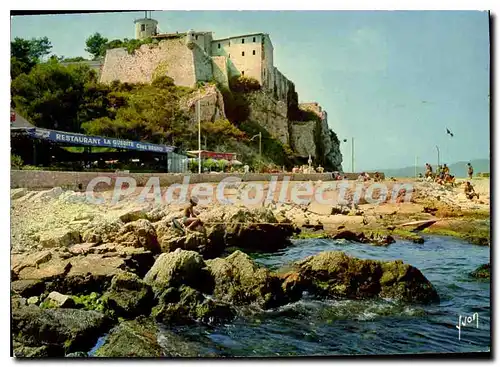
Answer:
[134,11,158,40]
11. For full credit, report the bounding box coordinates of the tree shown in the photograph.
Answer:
[11,61,100,132]
[10,36,52,78]
[85,32,108,60]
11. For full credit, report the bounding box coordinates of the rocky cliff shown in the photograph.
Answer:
[182,84,343,171]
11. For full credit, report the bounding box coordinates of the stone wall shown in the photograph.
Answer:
[246,91,290,145]
[211,56,229,87]
[11,170,339,190]
[99,39,197,87]
[193,46,214,83]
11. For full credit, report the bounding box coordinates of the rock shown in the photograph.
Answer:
[115,219,160,254]
[152,285,235,325]
[17,258,72,282]
[12,250,53,274]
[11,188,28,200]
[332,230,364,242]
[93,317,165,357]
[39,228,81,248]
[470,263,490,279]
[158,225,225,259]
[17,191,38,203]
[364,231,396,246]
[81,218,122,244]
[31,187,64,202]
[68,242,98,255]
[27,296,39,305]
[13,341,61,358]
[144,249,211,292]
[206,250,288,309]
[119,208,148,223]
[44,291,76,308]
[12,305,112,356]
[11,279,45,298]
[294,251,440,303]
[104,272,155,318]
[65,351,89,357]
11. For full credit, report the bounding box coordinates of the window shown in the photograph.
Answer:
[242,51,245,56]
[253,37,256,42]
[242,39,245,44]
[195,35,198,40]
[218,43,221,49]
[141,24,145,31]
[253,50,256,55]
[242,71,245,76]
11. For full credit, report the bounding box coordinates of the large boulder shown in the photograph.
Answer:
[43,291,76,308]
[206,250,289,309]
[470,263,490,279]
[104,272,155,318]
[12,305,112,356]
[115,219,161,254]
[293,251,439,303]
[11,279,46,298]
[144,249,212,293]
[93,317,164,357]
[39,228,81,248]
[93,316,208,357]
[151,285,235,325]
[81,218,122,244]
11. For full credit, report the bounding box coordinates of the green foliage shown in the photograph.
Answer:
[104,37,155,55]
[71,292,108,313]
[62,56,88,62]
[11,36,52,78]
[219,86,250,124]
[11,61,100,132]
[85,32,108,60]
[11,154,23,169]
[201,119,246,149]
[151,75,175,89]
[229,76,261,93]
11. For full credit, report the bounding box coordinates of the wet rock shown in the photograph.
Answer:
[93,317,165,357]
[11,279,45,298]
[144,249,211,293]
[152,285,235,325]
[44,291,76,308]
[115,219,160,254]
[39,228,81,248]
[13,341,62,358]
[12,305,112,356]
[158,225,225,259]
[294,251,440,304]
[206,250,288,309]
[104,272,155,318]
[364,231,396,246]
[470,263,490,279]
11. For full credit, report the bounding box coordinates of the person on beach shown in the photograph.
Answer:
[443,164,450,175]
[464,181,479,200]
[182,197,203,231]
[467,163,474,180]
[425,163,433,178]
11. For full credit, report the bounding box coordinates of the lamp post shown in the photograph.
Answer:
[435,145,440,169]
[250,132,262,158]
[197,99,201,174]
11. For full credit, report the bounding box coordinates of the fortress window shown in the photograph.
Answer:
[141,24,145,31]
[253,37,256,42]
[242,39,245,44]
[218,43,221,49]
[253,50,256,55]
[242,51,245,56]
[242,71,245,76]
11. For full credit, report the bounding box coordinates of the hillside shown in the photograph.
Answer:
[376,159,490,178]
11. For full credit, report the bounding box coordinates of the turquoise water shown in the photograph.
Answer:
[172,235,490,356]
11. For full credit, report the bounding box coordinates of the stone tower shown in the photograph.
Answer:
[134,11,158,40]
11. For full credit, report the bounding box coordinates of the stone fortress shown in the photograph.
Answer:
[97,13,343,170]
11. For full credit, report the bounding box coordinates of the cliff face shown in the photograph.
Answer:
[184,85,343,171]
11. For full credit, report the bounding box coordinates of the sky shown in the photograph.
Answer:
[10,10,490,171]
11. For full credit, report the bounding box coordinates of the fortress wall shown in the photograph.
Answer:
[99,39,197,87]
[193,45,214,83]
[211,56,229,87]
[273,67,290,102]
[262,34,274,90]
[289,121,317,158]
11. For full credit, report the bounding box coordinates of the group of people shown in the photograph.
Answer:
[423,162,457,186]
[292,165,324,174]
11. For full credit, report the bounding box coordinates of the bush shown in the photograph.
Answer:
[11,154,23,169]
[229,76,261,93]
[151,75,175,89]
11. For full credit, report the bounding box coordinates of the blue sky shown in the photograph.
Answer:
[10,11,490,170]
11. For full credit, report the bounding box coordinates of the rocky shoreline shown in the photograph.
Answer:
[10,179,490,357]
